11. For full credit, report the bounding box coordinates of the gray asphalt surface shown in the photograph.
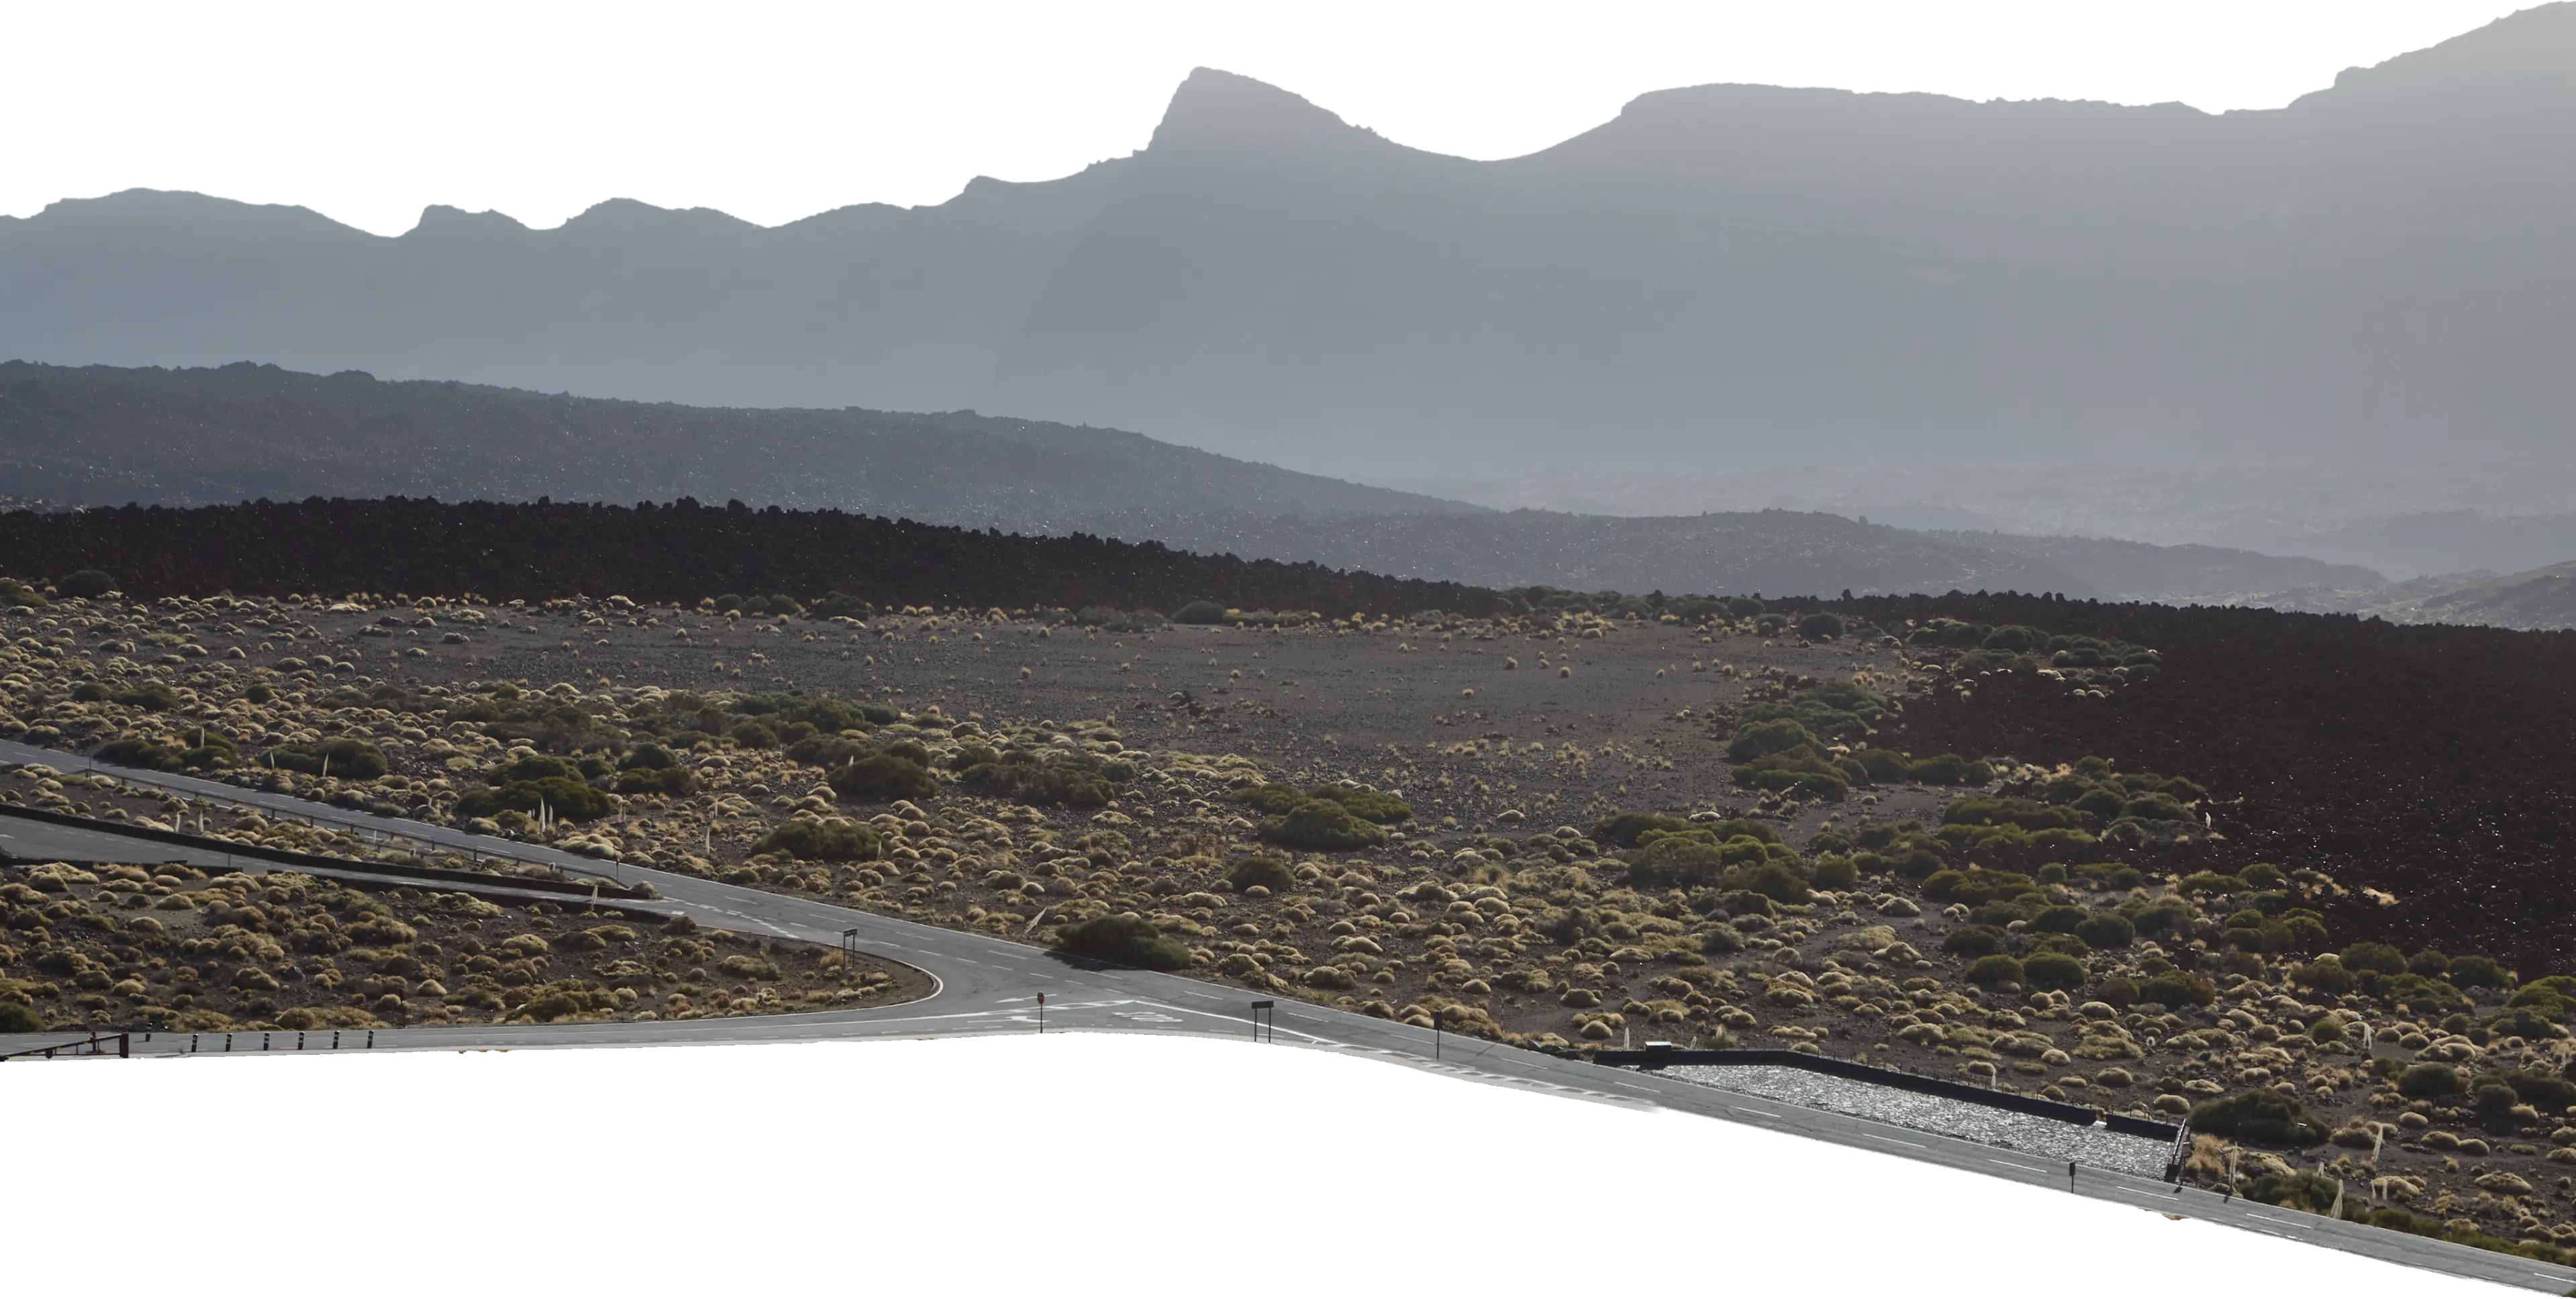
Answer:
[1,738,2565,1292]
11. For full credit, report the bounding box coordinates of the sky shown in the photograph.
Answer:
[0,5,2565,487]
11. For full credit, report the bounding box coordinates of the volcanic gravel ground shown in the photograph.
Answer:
[250,602,1952,835]
[1654,1062,2175,1176]
[1848,592,2576,974]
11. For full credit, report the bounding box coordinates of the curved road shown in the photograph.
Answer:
[1,739,2565,1292]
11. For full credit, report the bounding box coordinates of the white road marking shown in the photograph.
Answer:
[1734,1108,1783,1119]
[1861,1133,1927,1149]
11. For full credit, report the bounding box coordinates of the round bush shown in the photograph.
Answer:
[750,819,882,861]
[2022,951,2089,991]
[1941,925,2006,959]
[54,568,117,599]
[1171,601,1230,625]
[1795,613,1845,641]
[2073,913,2135,949]
[1056,914,1192,970]
[1226,855,1295,893]
[1808,854,1857,890]
[2398,1062,2464,1098]
[828,753,938,803]
[2030,904,2087,934]
[2190,1091,2326,1146]
[2137,970,2216,1008]
[1964,954,2024,988]
[2448,954,2506,989]
[0,1000,44,1032]
[2290,958,2356,996]
[1729,860,1811,905]
[2340,941,2408,974]
[1260,800,1386,851]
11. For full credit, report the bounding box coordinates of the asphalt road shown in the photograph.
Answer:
[2,739,2567,1292]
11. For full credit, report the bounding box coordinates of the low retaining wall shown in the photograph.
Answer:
[5,852,675,923]
[0,800,655,901]
[1591,1046,2183,1144]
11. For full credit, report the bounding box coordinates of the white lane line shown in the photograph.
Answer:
[1860,1133,1927,1149]
[1986,1158,2045,1173]
[1734,1108,1783,1120]
[2240,1214,2303,1229]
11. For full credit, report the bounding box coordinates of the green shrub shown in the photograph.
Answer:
[112,682,181,711]
[2138,970,2216,1007]
[1848,749,1911,782]
[2340,941,2408,974]
[828,754,939,803]
[1226,856,1295,893]
[1964,955,2024,988]
[2023,951,2088,990]
[1726,860,1811,905]
[1726,719,1816,762]
[1907,754,1993,786]
[2190,1090,2326,1145]
[2094,974,2139,1007]
[2026,932,2091,959]
[489,754,583,785]
[2073,913,2134,949]
[1056,915,1192,970]
[2495,1070,2576,1110]
[1592,813,1693,849]
[957,750,1132,807]
[2029,904,2087,933]
[55,568,117,599]
[2289,958,2355,996]
[0,1000,43,1031]
[2397,1062,2463,1098]
[1942,925,2006,958]
[1260,800,1386,851]
[613,765,694,795]
[456,775,613,822]
[1920,866,2037,906]
[729,719,779,748]
[750,819,882,862]
[787,735,865,770]
[1171,601,1230,625]
[94,737,181,770]
[1795,613,1845,641]
[260,738,390,780]
[1313,786,1411,823]
[2447,954,2506,989]
[1809,855,1857,890]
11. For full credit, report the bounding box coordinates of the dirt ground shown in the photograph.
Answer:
[7,592,2576,1257]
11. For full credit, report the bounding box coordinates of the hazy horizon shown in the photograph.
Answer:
[15,13,2576,472]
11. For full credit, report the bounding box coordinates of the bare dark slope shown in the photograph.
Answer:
[1854,592,2576,974]
[0,360,1471,522]
[0,498,1505,615]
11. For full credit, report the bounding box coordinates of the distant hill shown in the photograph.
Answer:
[0,361,2414,604]
[2249,561,2576,631]
[1926,531,2383,602]
[0,361,1473,523]
[1055,508,2094,600]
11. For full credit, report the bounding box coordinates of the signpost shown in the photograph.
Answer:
[1250,999,1275,1043]
[1037,991,1046,1034]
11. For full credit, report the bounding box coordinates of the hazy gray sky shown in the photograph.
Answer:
[5,5,2576,484]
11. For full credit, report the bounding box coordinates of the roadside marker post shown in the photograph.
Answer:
[1250,999,1275,1043]
[1432,1006,1444,1060]
[1037,991,1045,1034]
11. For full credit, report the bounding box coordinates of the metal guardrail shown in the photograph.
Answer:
[0,1031,129,1062]
[7,749,645,892]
